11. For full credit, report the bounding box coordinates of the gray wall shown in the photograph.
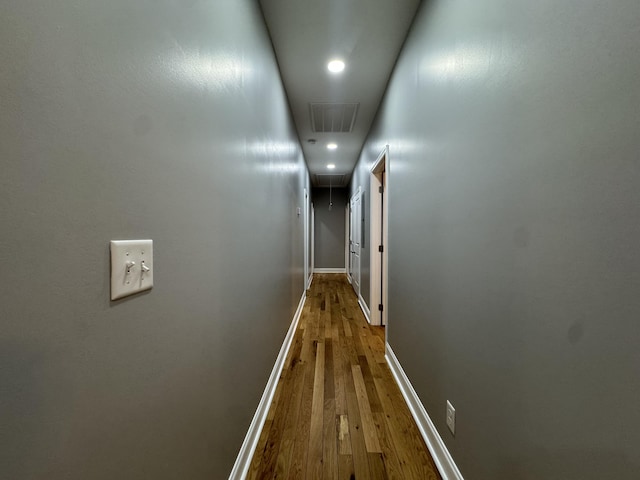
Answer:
[351,0,640,478]
[312,187,347,269]
[0,1,308,478]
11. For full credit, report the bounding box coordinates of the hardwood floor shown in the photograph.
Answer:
[247,274,441,480]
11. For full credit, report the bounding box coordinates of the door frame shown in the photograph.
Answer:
[345,204,350,283]
[369,146,389,326]
[349,186,362,297]
[304,188,310,290]
[310,202,315,288]
[346,201,352,284]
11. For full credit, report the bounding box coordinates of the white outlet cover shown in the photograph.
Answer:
[446,400,456,435]
[110,240,153,300]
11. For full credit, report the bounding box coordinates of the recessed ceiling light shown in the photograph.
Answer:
[327,59,345,73]
[327,164,336,170]
[327,143,338,150]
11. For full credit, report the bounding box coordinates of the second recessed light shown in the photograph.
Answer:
[327,59,345,73]
[327,143,338,150]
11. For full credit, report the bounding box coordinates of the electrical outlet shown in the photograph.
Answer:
[446,400,456,435]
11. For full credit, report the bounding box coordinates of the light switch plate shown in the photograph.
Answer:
[110,239,153,300]
[446,400,456,435]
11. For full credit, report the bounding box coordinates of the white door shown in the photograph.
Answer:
[370,146,389,326]
[310,203,314,288]
[350,188,362,296]
[348,202,353,282]
[304,188,309,290]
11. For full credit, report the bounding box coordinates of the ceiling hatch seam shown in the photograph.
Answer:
[314,173,346,187]
[309,102,359,133]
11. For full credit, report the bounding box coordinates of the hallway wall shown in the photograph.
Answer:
[0,1,308,478]
[312,187,348,270]
[351,0,640,478]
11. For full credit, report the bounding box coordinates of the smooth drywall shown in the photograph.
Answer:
[312,187,348,269]
[0,1,308,478]
[352,0,640,478]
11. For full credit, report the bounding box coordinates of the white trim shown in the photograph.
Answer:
[313,268,346,274]
[369,172,382,325]
[345,204,350,280]
[348,186,363,298]
[385,344,465,480]
[228,292,307,480]
[358,295,371,324]
[369,145,389,327]
[310,203,315,285]
[307,273,314,289]
[304,188,309,292]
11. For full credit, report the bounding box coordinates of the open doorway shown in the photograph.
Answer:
[370,146,389,326]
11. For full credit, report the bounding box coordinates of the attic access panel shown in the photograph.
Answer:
[314,174,346,187]
[309,103,359,133]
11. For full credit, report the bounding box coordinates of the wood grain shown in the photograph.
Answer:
[248,274,442,480]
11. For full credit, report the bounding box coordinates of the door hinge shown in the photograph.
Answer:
[378,245,384,253]
[378,304,384,311]
[379,186,384,194]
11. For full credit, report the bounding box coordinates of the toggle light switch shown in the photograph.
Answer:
[110,239,153,300]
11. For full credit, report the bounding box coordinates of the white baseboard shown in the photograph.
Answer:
[385,344,464,480]
[307,273,313,290]
[228,292,306,480]
[313,268,346,273]
[358,295,371,324]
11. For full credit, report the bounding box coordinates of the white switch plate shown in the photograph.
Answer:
[446,400,456,435]
[110,239,153,300]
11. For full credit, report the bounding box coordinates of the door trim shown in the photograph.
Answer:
[304,188,309,290]
[349,186,362,297]
[309,203,314,289]
[369,145,389,326]
[346,202,352,284]
[345,204,350,282]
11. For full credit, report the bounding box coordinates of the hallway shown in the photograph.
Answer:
[248,274,440,479]
[3,0,640,478]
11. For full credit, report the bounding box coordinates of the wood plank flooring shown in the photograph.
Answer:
[248,274,441,480]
